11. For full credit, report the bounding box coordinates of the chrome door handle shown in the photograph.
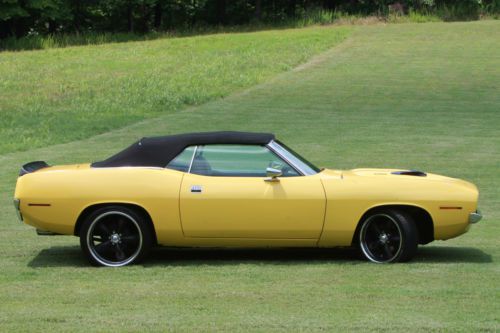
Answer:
[191,185,202,193]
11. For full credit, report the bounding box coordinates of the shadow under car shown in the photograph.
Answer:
[27,245,492,268]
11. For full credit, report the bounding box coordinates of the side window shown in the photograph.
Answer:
[190,145,300,177]
[166,146,196,172]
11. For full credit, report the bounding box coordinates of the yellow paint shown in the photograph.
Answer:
[317,169,478,246]
[14,164,479,247]
[180,173,325,239]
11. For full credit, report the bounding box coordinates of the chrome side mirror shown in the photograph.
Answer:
[265,167,282,182]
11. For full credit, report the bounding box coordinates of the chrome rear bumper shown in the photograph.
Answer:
[469,210,482,224]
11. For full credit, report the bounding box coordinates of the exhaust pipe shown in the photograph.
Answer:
[36,229,61,236]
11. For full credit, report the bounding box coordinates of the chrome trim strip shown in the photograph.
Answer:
[267,141,307,176]
[187,146,198,174]
[469,210,482,224]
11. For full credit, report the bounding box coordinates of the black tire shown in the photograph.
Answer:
[79,206,153,267]
[358,209,418,263]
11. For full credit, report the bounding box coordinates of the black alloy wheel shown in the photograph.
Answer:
[359,209,418,263]
[80,206,152,267]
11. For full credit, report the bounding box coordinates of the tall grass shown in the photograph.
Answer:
[289,10,357,27]
[1,5,498,52]
[0,11,381,52]
[0,11,405,52]
[0,31,191,52]
[0,12,360,52]
[388,10,442,23]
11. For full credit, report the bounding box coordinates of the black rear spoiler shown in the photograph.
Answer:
[19,161,50,177]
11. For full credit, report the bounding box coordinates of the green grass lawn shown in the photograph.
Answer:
[0,21,499,332]
[0,26,349,154]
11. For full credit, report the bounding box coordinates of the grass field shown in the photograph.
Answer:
[0,21,499,332]
[0,27,349,154]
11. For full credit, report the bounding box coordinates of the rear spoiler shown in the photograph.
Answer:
[19,161,50,177]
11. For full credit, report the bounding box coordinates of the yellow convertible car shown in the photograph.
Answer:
[14,131,481,266]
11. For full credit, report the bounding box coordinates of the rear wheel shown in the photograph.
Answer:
[358,209,417,263]
[80,206,152,267]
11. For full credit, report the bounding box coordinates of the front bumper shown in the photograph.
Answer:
[13,198,23,222]
[469,210,482,224]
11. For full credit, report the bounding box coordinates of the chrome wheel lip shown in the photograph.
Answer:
[86,211,143,267]
[359,213,403,263]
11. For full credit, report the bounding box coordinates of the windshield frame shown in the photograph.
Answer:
[266,140,320,176]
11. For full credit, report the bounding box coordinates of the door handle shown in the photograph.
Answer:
[191,185,202,193]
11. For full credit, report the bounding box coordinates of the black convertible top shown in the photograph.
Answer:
[91,131,275,168]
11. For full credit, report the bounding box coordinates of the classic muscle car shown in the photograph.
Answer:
[14,131,482,266]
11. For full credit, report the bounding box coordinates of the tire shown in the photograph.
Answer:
[358,209,418,263]
[79,206,153,267]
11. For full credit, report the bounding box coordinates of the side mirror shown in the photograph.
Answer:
[265,167,282,182]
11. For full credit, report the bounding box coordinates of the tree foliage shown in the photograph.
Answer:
[1,0,498,38]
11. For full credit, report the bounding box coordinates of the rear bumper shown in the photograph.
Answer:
[469,210,482,224]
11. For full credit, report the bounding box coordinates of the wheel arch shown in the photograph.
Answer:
[352,204,434,246]
[74,202,157,245]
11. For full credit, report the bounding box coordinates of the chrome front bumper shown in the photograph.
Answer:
[469,210,482,224]
[13,198,22,222]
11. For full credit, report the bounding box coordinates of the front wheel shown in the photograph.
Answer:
[358,209,418,263]
[80,206,153,267]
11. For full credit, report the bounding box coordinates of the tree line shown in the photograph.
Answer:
[1,0,498,38]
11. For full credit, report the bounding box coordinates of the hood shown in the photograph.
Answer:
[342,168,478,191]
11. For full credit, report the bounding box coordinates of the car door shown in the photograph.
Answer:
[175,144,326,239]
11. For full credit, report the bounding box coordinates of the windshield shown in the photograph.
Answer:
[269,141,320,175]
